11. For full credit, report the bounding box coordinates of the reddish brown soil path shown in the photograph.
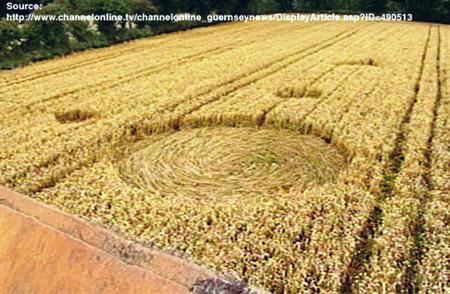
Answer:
[0,187,218,293]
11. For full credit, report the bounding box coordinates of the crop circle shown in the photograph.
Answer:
[119,127,347,199]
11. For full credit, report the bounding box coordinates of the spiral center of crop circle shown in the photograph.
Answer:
[119,127,347,199]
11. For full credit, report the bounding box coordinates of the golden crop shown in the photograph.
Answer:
[0,20,448,293]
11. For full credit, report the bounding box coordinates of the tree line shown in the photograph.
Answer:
[0,0,448,69]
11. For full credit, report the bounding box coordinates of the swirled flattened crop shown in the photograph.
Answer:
[118,127,346,199]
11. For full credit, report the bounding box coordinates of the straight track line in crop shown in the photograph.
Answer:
[0,23,268,87]
[175,24,372,120]
[402,25,442,294]
[340,25,432,294]
[324,26,406,139]
[326,27,416,165]
[185,25,390,129]
[0,36,190,88]
[260,27,393,130]
[302,28,398,122]
[6,46,233,111]
[3,23,326,111]
[1,40,170,87]
[1,22,322,91]
[327,79,382,141]
[258,65,359,126]
[200,31,376,127]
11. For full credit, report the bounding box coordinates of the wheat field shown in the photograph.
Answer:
[0,20,448,293]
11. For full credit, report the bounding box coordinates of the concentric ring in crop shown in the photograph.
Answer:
[118,127,347,199]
